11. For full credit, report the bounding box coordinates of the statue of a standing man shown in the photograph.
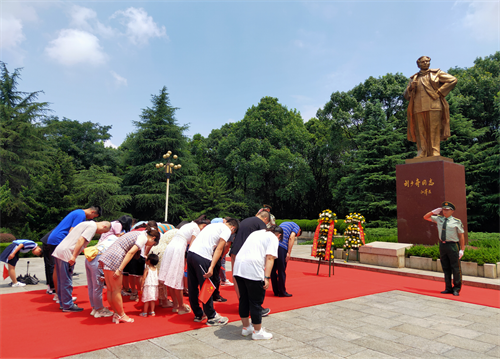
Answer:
[404,56,457,158]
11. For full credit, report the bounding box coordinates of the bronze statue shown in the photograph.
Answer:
[404,56,457,158]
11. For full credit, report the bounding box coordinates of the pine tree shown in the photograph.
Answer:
[121,87,191,222]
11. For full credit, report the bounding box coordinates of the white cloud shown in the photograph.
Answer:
[112,7,167,45]
[45,29,108,66]
[110,71,128,87]
[463,1,499,41]
[1,16,25,50]
[70,5,97,30]
[1,3,38,51]
[104,140,118,149]
[69,5,115,38]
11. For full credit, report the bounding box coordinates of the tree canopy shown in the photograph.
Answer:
[1,53,498,239]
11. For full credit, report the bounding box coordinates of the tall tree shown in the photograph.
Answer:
[121,87,191,222]
[0,62,49,194]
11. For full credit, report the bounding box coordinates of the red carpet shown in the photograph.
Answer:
[1,260,498,358]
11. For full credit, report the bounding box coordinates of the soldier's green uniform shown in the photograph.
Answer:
[431,203,464,294]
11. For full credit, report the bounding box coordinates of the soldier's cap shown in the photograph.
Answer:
[441,201,455,211]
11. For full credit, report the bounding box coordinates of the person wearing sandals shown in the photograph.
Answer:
[233,226,282,340]
[99,223,160,324]
[158,215,211,315]
[140,253,159,317]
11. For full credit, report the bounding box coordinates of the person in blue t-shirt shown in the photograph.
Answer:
[43,206,102,295]
[270,221,301,297]
[0,239,42,287]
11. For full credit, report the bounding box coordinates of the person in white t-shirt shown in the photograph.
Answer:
[233,226,283,340]
[186,218,239,326]
[52,221,111,312]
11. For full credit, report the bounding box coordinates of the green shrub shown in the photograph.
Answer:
[405,245,441,260]
[405,244,499,264]
[468,232,500,241]
[0,233,16,243]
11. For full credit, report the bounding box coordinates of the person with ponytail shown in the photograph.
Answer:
[99,221,160,324]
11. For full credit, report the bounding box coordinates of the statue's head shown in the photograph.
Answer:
[416,56,431,70]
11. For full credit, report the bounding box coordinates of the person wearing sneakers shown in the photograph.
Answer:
[52,221,111,312]
[424,201,465,296]
[45,206,102,301]
[84,234,120,318]
[0,239,42,287]
[186,218,239,326]
[233,226,282,340]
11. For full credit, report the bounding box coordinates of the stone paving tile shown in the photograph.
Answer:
[476,333,500,346]
[324,307,369,320]
[459,313,500,326]
[397,348,450,359]
[354,335,410,356]
[485,346,500,358]
[107,341,175,358]
[206,353,235,359]
[388,306,435,318]
[389,300,429,311]
[436,333,496,353]
[280,315,328,330]
[465,322,500,336]
[458,313,500,326]
[425,314,474,327]
[225,343,286,358]
[319,324,367,341]
[390,314,440,328]
[65,348,119,359]
[446,326,483,339]
[358,315,403,328]
[273,344,329,358]
[481,306,500,314]
[355,324,408,341]
[295,349,344,358]
[423,306,467,318]
[459,306,500,317]
[306,337,366,357]
[152,332,195,346]
[359,306,402,319]
[319,316,366,330]
[348,349,398,358]
[390,323,446,339]
[334,301,369,311]
[394,334,455,355]
[441,347,498,358]
[274,326,329,342]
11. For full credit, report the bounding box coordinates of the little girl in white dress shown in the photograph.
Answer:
[140,253,159,317]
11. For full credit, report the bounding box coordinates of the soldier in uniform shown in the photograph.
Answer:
[423,201,464,296]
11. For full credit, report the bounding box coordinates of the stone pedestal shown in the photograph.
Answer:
[396,160,468,245]
[359,242,413,268]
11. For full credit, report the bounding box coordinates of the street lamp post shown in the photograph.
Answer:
[155,151,181,222]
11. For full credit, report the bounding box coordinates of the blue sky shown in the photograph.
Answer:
[2,0,498,148]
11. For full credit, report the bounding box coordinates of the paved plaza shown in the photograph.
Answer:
[1,246,499,358]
